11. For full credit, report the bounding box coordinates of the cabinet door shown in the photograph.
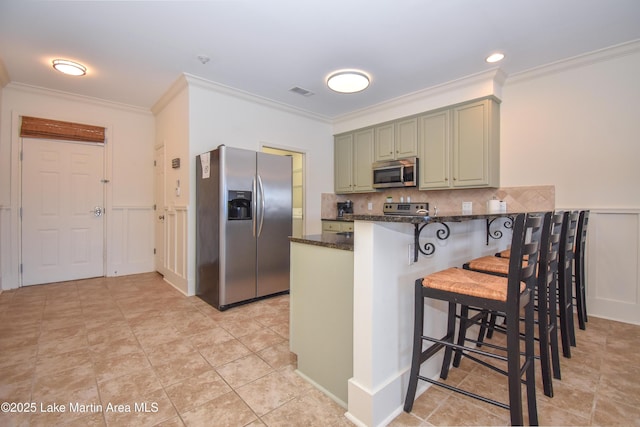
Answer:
[418,110,450,189]
[334,134,353,193]
[395,118,418,159]
[353,128,374,192]
[374,124,395,162]
[452,100,489,187]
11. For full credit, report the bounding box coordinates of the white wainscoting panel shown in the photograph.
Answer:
[162,206,188,294]
[109,206,155,276]
[587,209,640,325]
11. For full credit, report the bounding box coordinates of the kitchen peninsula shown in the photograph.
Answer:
[290,210,525,427]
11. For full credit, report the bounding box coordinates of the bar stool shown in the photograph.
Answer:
[404,213,546,426]
[558,211,579,355]
[462,211,564,398]
[574,210,590,330]
[497,211,579,357]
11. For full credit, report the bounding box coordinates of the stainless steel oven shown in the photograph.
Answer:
[372,157,418,188]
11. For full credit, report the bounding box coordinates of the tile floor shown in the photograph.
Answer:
[1,272,639,426]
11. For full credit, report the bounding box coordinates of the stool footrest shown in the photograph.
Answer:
[418,374,509,410]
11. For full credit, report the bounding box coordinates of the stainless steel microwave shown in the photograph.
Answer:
[372,157,418,188]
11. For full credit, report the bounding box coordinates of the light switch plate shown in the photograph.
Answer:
[367,202,373,210]
[462,202,472,213]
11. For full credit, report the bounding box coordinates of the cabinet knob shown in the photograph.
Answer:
[445,178,448,181]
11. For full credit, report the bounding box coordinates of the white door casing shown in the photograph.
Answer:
[154,145,165,275]
[21,138,105,285]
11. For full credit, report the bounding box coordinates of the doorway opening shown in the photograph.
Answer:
[261,146,305,237]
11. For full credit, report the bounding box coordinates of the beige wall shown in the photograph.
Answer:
[500,43,640,209]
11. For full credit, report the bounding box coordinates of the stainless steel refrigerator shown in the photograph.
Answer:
[196,145,292,310]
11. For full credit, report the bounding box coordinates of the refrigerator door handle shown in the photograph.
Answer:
[252,176,257,237]
[257,174,265,237]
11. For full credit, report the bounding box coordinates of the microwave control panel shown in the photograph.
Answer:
[383,202,429,216]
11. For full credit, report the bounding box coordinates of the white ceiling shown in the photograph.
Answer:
[1,0,639,119]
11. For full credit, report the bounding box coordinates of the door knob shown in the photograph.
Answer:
[91,206,103,217]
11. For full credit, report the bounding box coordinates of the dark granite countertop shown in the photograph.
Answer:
[321,217,354,222]
[345,210,521,224]
[289,232,354,251]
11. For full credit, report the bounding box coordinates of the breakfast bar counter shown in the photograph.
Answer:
[289,211,522,426]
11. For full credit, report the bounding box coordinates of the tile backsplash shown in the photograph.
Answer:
[321,185,555,218]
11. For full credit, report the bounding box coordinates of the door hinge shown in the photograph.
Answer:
[19,263,23,273]
[19,207,22,219]
[153,204,156,211]
[154,160,157,166]
[101,179,110,183]
[153,248,156,255]
[20,150,23,161]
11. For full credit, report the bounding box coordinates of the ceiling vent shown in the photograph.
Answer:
[289,86,314,97]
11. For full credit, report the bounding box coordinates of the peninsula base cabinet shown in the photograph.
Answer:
[290,242,354,407]
[419,97,500,190]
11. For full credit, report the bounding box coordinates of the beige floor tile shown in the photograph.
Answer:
[219,318,265,338]
[238,327,286,352]
[198,338,252,367]
[257,340,296,370]
[426,394,509,426]
[98,366,163,404]
[35,348,93,377]
[235,370,298,416]
[164,369,231,414]
[216,353,274,388]
[144,337,196,367]
[260,390,349,427]
[151,352,212,387]
[187,326,235,349]
[180,392,257,427]
[93,350,152,383]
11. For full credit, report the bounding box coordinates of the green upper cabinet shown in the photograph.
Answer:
[418,97,500,190]
[335,96,499,194]
[418,110,450,189]
[374,118,418,162]
[334,129,375,194]
[334,133,354,193]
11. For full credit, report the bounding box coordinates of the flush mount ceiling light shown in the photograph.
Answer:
[52,59,86,76]
[327,70,370,93]
[485,52,505,63]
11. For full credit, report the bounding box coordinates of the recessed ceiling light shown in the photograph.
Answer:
[52,59,86,76]
[485,53,505,63]
[327,70,370,93]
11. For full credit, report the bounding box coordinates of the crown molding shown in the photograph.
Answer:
[150,74,189,115]
[333,68,507,129]
[152,72,331,123]
[506,39,640,85]
[4,82,152,115]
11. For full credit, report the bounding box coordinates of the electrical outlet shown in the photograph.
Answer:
[462,201,472,213]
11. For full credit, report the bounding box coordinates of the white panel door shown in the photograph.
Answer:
[22,139,105,285]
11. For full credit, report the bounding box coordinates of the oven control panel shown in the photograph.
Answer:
[383,202,429,216]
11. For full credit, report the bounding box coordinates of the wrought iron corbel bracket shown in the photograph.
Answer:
[414,221,451,261]
[486,215,515,245]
